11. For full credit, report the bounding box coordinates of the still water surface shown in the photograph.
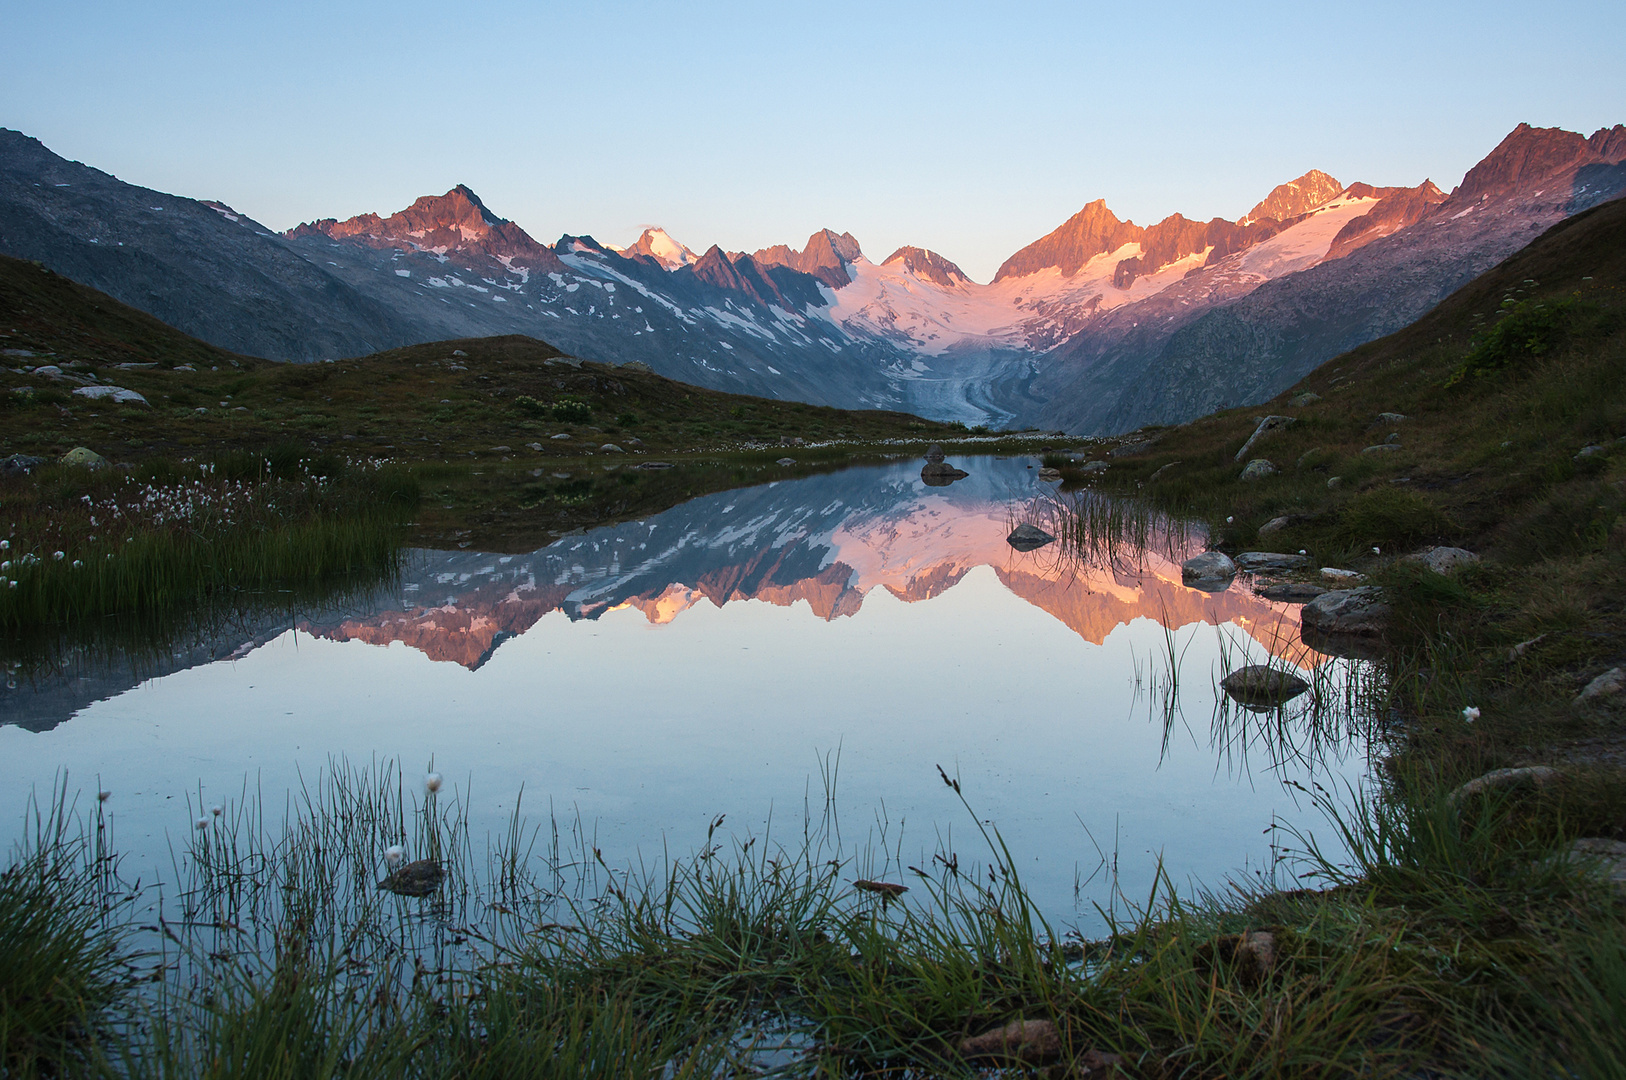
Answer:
[3,456,1371,925]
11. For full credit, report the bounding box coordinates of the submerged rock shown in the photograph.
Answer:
[1301,587,1390,637]
[1220,665,1311,709]
[1181,551,1237,590]
[378,858,445,897]
[1006,523,1056,551]
[1236,551,1309,573]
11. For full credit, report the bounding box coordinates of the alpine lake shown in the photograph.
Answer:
[2,452,1378,939]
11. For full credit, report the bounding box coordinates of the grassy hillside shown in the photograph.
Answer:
[0,254,973,463]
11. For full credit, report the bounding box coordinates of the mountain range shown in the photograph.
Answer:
[2,122,1622,434]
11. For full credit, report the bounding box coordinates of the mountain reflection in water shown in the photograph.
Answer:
[2,457,1365,925]
[303,459,1312,670]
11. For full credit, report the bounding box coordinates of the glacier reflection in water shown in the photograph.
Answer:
[2,456,1371,924]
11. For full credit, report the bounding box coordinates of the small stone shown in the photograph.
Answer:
[1078,460,1109,474]
[1385,432,1402,444]
[1294,448,1322,469]
[1321,567,1364,583]
[72,385,148,405]
[1239,458,1278,481]
[526,442,543,451]
[1007,523,1057,551]
[1563,839,1626,893]
[1407,546,1480,575]
[1290,392,1322,407]
[550,433,571,440]
[1326,476,1342,489]
[1377,412,1408,424]
[1220,666,1310,708]
[1148,460,1181,482]
[1236,551,1309,573]
[1362,444,1401,454]
[776,457,797,466]
[489,445,512,453]
[959,1019,1061,1064]
[0,453,45,475]
[1506,634,1546,662]
[1573,667,1624,710]
[1446,766,1561,808]
[1258,516,1293,536]
[600,443,625,453]
[921,461,969,485]
[1575,445,1606,462]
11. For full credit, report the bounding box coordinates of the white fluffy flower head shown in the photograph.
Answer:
[425,772,443,794]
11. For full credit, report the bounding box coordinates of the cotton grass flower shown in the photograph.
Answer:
[385,844,405,866]
[97,789,111,803]
[1463,706,1481,723]
[425,772,443,794]
[210,804,223,817]
[195,817,209,830]
[1372,546,1381,555]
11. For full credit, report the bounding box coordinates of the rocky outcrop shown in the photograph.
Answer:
[1240,169,1344,226]
[750,228,861,289]
[1301,587,1389,638]
[881,246,968,287]
[1235,416,1296,462]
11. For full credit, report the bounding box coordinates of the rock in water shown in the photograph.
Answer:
[924,443,945,464]
[1239,458,1278,481]
[379,858,445,897]
[59,446,108,468]
[1007,523,1056,551]
[1182,551,1237,589]
[1235,551,1309,573]
[1301,587,1389,637]
[1220,665,1311,709]
[1255,581,1327,603]
[921,461,969,486]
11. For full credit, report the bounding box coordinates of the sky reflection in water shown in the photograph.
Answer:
[2,456,1371,925]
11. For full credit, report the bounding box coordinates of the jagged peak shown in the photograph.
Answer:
[622,226,700,269]
[882,246,969,288]
[1239,169,1344,226]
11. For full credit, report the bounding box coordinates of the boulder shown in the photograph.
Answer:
[1256,581,1327,603]
[1446,766,1561,808]
[1234,415,1296,462]
[59,447,108,469]
[1563,839,1626,893]
[1376,412,1408,424]
[1290,392,1321,407]
[600,443,625,453]
[924,443,945,463]
[1147,461,1181,483]
[72,385,148,405]
[921,461,968,486]
[1220,665,1310,709]
[1007,523,1056,551]
[1301,587,1389,637]
[1320,567,1364,583]
[0,453,45,475]
[1406,546,1480,575]
[1236,551,1309,573]
[1258,516,1292,536]
[1239,458,1278,481]
[1182,551,1237,587]
[1575,445,1606,462]
[1573,667,1624,710]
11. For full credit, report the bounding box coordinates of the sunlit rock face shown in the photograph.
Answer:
[298,460,1315,670]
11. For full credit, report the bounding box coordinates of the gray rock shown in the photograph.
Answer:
[550,432,571,440]
[600,443,625,453]
[1290,392,1321,407]
[1385,432,1402,444]
[1573,667,1624,710]
[1326,476,1342,489]
[73,384,148,405]
[1362,443,1402,454]
[1236,551,1309,573]
[620,360,652,373]
[1301,586,1389,637]
[1407,546,1480,575]
[1562,838,1626,893]
[59,446,108,468]
[1079,460,1109,474]
[1234,415,1295,462]
[638,461,674,469]
[1238,458,1278,481]
[776,457,798,466]
[1506,634,1546,662]
[1006,523,1057,551]
[1446,766,1561,807]
[1255,581,1328,603]
[1220,664,1311,708]
[925,443,945,463]
[1258,516,1292,536]
[525,442,543,451]
[1321,567,1364,583]
[1575,444,1606,461]
[1182,551,1237,586]
[920,461,968,486]
[1147,461,1181,482]
[0,453,46,475]
[1377,412,1408,424]
[1294,448,1322,469]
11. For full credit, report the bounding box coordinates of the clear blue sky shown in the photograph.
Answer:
[3,0,1621,282]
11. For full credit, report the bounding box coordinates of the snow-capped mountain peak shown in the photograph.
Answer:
[621,226,700,268]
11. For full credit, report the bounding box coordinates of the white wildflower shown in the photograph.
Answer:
[385,844,405,866]
[1462,706,1481,723]
[425,772,443,794]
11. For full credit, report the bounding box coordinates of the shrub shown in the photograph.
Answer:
[551,397,593,423]
[1447,298,1575,386]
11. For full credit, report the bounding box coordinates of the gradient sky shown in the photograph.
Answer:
[3,0,1622,282]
